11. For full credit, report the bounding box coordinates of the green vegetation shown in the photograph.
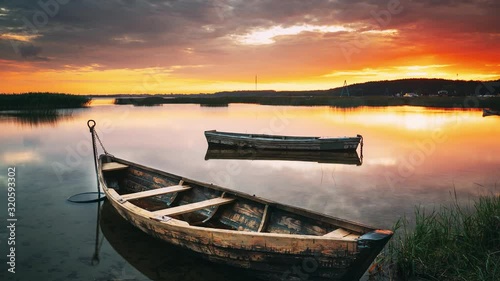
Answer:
[0,93,91,110]
[385,193,500,281]
[114,78,500,108]
[116,95,500,109]
[114,96,165,106]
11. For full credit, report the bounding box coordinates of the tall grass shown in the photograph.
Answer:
[386,193,500,281]
[0,92,91,110]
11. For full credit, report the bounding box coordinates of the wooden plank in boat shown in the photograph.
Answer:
[323,228,350,238]
[257,205,269,232]
[153,197,235,217]
[121,185,191,201]
[102,162,129,172]
[344,234,360,240]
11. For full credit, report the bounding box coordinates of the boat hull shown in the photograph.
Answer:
[205,130,361,151]
[483,109,500,117]
[99,156,391,281]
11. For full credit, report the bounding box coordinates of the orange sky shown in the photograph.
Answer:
[1,0,499,94]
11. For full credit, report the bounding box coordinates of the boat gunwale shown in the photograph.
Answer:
[105,188,362,242]
[205,130,361,142]
[99,155,377,238]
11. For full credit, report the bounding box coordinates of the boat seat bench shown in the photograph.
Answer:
[102,162,129,172]
[153,197,235,217]
[324,228,360,239]
[121,185,191,201]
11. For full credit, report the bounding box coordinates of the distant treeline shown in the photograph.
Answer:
[112,78,500,109]
[207,78,499,97]
[325,78,499,97]
[116,95,500,109]
[110,78,500,98]
[0,93,91,110]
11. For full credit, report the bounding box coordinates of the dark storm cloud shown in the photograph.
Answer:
[0,0,497,68]
[18,43,42,58]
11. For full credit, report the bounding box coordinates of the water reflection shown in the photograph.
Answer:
[205,147,363,165]
[99,201,256,281]
[92,199,104,266]
[88,98,116,106]
[0,103,499,281]
[0,109,74,126]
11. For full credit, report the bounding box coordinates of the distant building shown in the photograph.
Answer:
[438,90,448,96]
[403,93,419,97]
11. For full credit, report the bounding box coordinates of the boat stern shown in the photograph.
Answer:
[341,229,393,280]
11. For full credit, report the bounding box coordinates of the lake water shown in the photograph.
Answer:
[0,100,499,280]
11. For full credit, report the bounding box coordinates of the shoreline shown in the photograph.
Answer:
[114,96,500,109]
[1,93,499,110]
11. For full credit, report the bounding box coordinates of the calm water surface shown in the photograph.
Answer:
[0,101,499,280]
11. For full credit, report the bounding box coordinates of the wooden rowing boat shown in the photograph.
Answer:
[483,108,500,117]
[205,130,362,151]
[205,147,362,166]
[99,155,392,281]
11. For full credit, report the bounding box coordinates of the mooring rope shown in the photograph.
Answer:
[67,120,106,203]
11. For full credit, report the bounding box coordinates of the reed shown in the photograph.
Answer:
[385,192,500,281]
[0,93,91,110]
[114,96,169,106]
[0,109,73,126]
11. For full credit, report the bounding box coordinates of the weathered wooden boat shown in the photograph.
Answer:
[205,130,362,151]
[483,108,500,117]
[99,155,392,281]
[205,147,362,166]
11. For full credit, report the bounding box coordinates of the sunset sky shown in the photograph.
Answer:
[1,0,499,94]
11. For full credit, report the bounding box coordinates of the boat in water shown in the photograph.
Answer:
[483,108,500,117]
[204,130,362,151]
[99,155,392,281]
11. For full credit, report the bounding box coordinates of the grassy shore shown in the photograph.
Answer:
[384,193,499,281]
[0,93,91,110]
[115,96,500,109]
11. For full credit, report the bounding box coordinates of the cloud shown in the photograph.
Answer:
[0,0,498,92]
[18,44,42,58]
[233,24,354,45]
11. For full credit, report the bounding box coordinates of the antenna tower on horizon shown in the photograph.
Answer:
[340,80,350,97]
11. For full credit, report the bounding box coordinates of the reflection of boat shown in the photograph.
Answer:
[204,130,362,151]
[483,108,500,117]
[204,147,363,166]
[99,155,392,281]
[100,200,253,281]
